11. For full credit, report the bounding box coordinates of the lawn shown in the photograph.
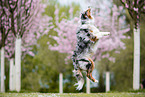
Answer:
[0,93,145,97]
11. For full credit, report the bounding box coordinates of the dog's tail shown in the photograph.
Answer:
[73,69,84,90]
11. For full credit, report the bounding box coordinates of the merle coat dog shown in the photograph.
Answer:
[72,8,110,90]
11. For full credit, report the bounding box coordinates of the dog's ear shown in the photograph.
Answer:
[81,13,87,20]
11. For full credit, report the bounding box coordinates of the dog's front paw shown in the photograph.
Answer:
[103,32,110,36]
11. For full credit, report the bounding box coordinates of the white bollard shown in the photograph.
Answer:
[86,77,90,94]
[106,71,110,92]
[59,73,63,93]
[1,47,5,92]
[9,58,15,91]
[133,28,140,90]
[15,37,22,92]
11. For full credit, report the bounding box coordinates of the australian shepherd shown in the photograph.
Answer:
[72,8,110,90]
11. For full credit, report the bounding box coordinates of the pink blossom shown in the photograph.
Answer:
[28,51,35,56]
[133,7,138,12]
[125,3,129,8]
[54,6,59,15]
[122,0,125,3]
[108,57,115,63]
[102,53,110,58]
[9,1,12,3]
[10,4,15,9]
[119,6,123,10]
[115,51,120,54]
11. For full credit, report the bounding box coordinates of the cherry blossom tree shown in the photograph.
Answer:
[0,0,11,92]
[10,0,52,92]
[1,0,53,92]
[120,0,145,90]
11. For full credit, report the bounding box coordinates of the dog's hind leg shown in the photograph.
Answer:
[86,58,98,83]
[73,69,84,90]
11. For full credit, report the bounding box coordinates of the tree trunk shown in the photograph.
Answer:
[133,28,140,90]
[106,71,110,92]
[9,58,15,91]
[13,63,16,90]
[86,77,90,94]
[1,47,5,92]
[15,37,22,92]
[59,73,63,93]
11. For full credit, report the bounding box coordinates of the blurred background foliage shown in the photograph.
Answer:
[3,0,145,93]
[21,0,81,93]
[98,0,145,92]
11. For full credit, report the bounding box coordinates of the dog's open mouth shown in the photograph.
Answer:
[86,8,93,19]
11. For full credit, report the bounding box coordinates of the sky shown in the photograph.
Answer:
[58,0,88,11]
[58,0,112,12]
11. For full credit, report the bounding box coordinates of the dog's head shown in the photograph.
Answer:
[81,8,94,24]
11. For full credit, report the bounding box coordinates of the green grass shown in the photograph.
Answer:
[0,93,145,97]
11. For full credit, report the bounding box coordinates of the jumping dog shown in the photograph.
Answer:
[72,8,110,90]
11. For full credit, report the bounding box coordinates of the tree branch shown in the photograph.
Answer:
[120,0,126,7]
[140,10,145,14]
[4,29,10,41]
[139,0,145,9]
[134,0,137,7]
[126,0,133,9]
[21,0,33,37]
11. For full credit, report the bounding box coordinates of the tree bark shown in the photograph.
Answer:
[1,47,5,92]
[59,73,63,93]
[86,77,90,94]
[133,28,140,90]
[15,37,22,92]
[9,58,15,91]
[106,71,110,92]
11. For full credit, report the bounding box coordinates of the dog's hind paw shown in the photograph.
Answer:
[95,80,99,83]
[74,80,84,90]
